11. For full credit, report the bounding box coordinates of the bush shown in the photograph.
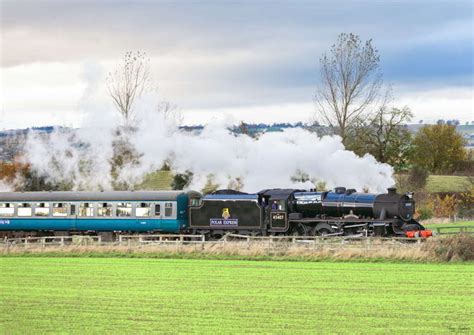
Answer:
[425,234,474,261]
[457,188,474,218]
[425,194,458,219]
[416,206,433,220]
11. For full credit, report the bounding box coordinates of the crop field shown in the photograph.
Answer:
[0,258,472,334]
[425,175,472,193]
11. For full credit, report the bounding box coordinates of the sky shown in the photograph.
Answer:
[0,0,473,129]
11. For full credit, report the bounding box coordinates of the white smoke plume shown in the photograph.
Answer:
[20,63,395,193]
[0,180,12,192]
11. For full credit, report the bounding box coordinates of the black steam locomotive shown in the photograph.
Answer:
[189,187,431,238]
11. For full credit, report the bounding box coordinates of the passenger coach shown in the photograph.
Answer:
[0,191,200,238]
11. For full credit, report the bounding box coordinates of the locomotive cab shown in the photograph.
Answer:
[258,189,302,232]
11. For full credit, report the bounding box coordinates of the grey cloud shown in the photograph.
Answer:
[2,0,471,66]
[1,0,472,113]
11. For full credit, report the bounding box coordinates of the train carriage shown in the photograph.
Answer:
[0,191,200,238]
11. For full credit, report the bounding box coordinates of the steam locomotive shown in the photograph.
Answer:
[188,187,431,238]
[0,187,431,239]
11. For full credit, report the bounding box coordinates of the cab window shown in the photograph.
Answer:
[190,198,202,206]
[278,200,286,211]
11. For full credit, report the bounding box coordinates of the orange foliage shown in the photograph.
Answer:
[0,160,30,185]
[427,194,458,218]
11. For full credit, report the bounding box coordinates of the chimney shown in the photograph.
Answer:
[387,187,397,195]
[335,187,346,194]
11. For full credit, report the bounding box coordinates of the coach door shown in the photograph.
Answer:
[154,203,163,220]
[269,199,288,231]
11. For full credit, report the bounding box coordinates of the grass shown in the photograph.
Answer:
[136,170,173,190]
[3,234,474,262]
[423,221,474,230]
[425,175,472,193]
[0,258,472,334]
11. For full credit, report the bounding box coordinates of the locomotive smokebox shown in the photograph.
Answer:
[374,188,415,221]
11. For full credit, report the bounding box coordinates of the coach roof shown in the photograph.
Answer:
[0,191,201,202]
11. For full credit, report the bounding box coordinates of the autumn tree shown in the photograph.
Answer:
[314,33,383,144]
[411,124,466,174]
[346,106,413,171]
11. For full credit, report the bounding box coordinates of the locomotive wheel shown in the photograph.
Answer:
[314,223,333,236]
[209,232,223,241]
[290,223,309,236]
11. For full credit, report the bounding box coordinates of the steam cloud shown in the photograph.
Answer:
[23,114,394,193]
[20,63,394,193]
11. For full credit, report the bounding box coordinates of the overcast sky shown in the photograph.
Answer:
[0,0,473,129]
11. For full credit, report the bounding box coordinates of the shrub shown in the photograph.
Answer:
[457,188,474,218]
[424,234,474,261]
[426,194,458,218]
[416,206,433,220]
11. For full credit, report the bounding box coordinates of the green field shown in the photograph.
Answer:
[425,175,472,193]
[423,221,474,230]
[137,170,173,190]
[0,258,472,334]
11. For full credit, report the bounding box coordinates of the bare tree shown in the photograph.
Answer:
[156,101,183,128]
[107,51,151,126]
[315,33,383,144]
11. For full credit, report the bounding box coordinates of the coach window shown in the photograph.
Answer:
[35,203,50,217]
[18,203,32,217]
[0,203,14,216]
[52,203,68,217]
[116,203,132,217]
[79,203,94,217]
[0,203,14,217]
[155,204,161,216]
[136,203,151,217]
[164,202,173,217]
[97,203,113,217]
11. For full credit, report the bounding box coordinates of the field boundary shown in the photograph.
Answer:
[2,233,473,262]
[1,233,428,249]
